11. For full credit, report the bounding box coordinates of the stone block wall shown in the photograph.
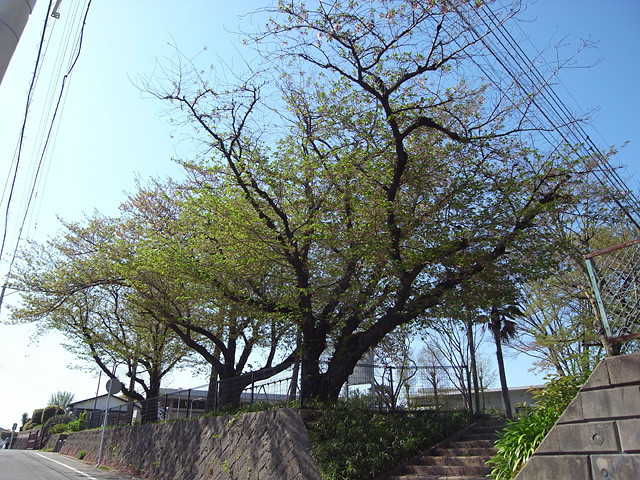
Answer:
[515,352,640,480]
[58,408,322,480]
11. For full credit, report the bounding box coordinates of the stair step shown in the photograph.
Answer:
[375,419,505,480]
[386,476,488,480]
[458,433,498,442]
[432,447,496,457]
[471,425,504,433]
[402,464,492,476]
[414,455,489,467]
[445,439,496,449]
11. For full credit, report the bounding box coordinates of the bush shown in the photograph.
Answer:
[44,414,73,429]
[22,420,35,431]
[49,423,69,434]
[488,374,587,480]
[42,405,65,425]
[77,450,87,460]
[32,408,45,425]
[68,411,87,432]
[307,399,471,480]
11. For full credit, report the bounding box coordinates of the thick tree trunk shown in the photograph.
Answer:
[141,373,161,424]
[217,356,298,410]
[301,355,323,403]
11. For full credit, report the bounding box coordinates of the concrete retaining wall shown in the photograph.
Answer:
[58,408,321,480]
[515,352,640,480]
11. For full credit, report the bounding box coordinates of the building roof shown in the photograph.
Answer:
[69,394,129,408]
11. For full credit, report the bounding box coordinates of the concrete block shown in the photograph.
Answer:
[606,353,640,386]
[555,421,619,453]
[557,393,584,424]
[581,386,640,420]
[582,360,611,390]
[617,419,640,452]
[534,426,560,454]
[513,455,589,480]
[591,453,640,480]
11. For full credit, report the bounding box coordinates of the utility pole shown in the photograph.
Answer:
[0,0,38,85]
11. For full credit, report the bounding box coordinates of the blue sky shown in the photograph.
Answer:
[0,0,639,429]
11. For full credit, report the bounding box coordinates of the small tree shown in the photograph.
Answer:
[48,391,75,411]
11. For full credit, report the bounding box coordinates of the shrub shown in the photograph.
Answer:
[44,414,73,429]
[77,450,87,460]
[42,405,65,425]
[307,399,471,480]
[68,411,87,432]
[32,408,45,425]
[488,373,587,480]
[21,420,35,431]
[49,423,69,434]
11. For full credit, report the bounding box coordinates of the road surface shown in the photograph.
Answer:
[0,450,139,480]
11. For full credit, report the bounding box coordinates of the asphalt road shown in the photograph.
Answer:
[0,450,139,480]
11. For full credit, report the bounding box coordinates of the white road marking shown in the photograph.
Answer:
[35,452,99,480]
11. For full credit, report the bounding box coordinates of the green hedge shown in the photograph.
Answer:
[32,408,44,425]
[307,399,472,480]
[42,406,65,425]
[44,414,73,429]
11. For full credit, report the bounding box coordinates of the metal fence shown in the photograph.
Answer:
[585,238,640,350]
[88,361,471,427]
[341,363,471,412]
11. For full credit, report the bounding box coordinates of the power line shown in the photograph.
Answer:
[7,0,93,275]
[0,0,94,310]
[0,0,55,270]
[457,1,640,231]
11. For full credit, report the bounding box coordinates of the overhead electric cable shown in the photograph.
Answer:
[0,0,93,310]
[9,0,93,263]
[482,4,640,229]
[0,0,55,271]
[23,0,85,233]
[456,2,640,231]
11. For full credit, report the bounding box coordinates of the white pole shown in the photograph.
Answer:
[96,383,113,467]
[0,0,38,85]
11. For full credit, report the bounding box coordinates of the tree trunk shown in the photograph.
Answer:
[205,365,219,413]
[141,373,161,424]
[492,328,513,419]
[217,356,298,410]
[288,359,300,401]
[467,319,481,414]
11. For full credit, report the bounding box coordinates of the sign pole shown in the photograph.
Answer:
[96,376,121,467]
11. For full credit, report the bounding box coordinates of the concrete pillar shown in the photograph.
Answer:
[0,0,38,85]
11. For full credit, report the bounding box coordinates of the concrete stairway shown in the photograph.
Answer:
[377,419,505,480]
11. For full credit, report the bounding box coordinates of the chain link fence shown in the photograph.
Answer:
[342,363,471,412]
[585,237,640,349]
[87,361,471,427]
